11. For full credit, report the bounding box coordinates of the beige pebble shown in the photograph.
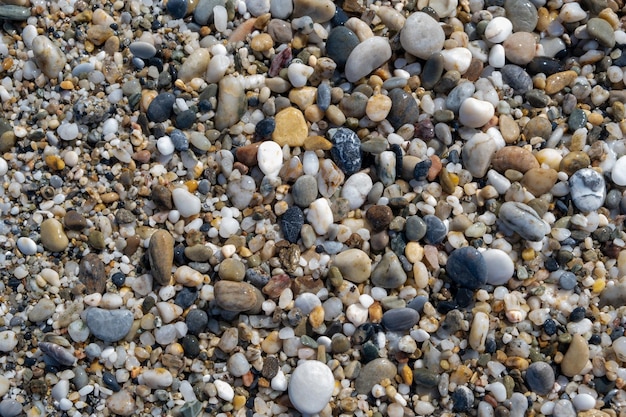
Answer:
[366,94,392,122]
[521,168,558,197]
[40,218,69,252]
[250,33,274,51]
[502,32,536,65]
[491,146,540,173]
[272,107,308,147]
[332,249,371,283]
[561,334,589,377]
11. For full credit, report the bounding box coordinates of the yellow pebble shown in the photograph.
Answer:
[185,180,198,193]
[45,155,65,171]
[588,112,604,126]
[250,33,274,52]
[522,248,535,261]
[233,395,246,410]
[401,364,413,385]
[592,278,606,293]
[60,80,74,90]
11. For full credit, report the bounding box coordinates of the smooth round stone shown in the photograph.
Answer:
[269,0,292,19]
[421,53,444,90]
[381,308,419,331]
[525,361,555,395]
[141,369,173,389]
[227,352,250,376]
[218,259,246,282]
[387,88,420,129]
[459,98,494,128]
[440,47,472,74]
[333,249,371,283]
[569,168,606,212]
[272,107,308,147]
[0,399,22,417]
[31,35,67,79]
[446,246,487,290]
[246,0,270,15]
[345,36,392,83]
[147,92,175,123]
[568,108,587,131]
[521,168,558,197]
[28,298,55,323]
[172,188,201,217]
[366,205,393,232]
[288,361,334,414]
[84,308,134,342]
[106,390,136,416]
[129,41,156,59]
[587,17,616,48]
[330,128,361,175]
[485,17,513,43]
[287,62,314,87]
[371,251,407,288]
[186,309,208,335]
[400,12,445,60]
[500,64,533,94]
[280,206,304,243]
[612,156,626,186]
[257,141,283,179]
[558,271,577,290]
[423,214,447,245]
[227,175,256,209]
[292,175,318,207]
[405,216,427,241]
[17,236,37,255]
[326,26,360,69]
[341,172,373,210]
[0,331,18,352]
[482,249,514,286]
[194,0,221,24]
[462,133,497,178]
[167,0,187,18]
[559,2,587,23]
[503,32,536,65]
[255,118,275,138]
[572,394,596,411]
[355,358,397,394]
[561,334,589,377]
[40,218,68,252]
[366,94,392,122]
[446,82,475,114]
[214,280,257,312]
[504,0,538,32]
[499,201,550,241]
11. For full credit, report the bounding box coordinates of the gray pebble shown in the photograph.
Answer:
[84,308,134,343]
[0,399,22,417]
[405,215,427,241]
[498,201,550,241]
[553,399,576,417]
[292,175,319,207]
[423,214,447,245]
[381,308,419,331]
[569,168,606,212]
[525,361,555,395]
[371,251,407,289]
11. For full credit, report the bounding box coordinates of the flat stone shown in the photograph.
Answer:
[84,308,134,342]
[523,116,552,140]
[387,88,419,129]
[491,146,539,173]
[499,201,550,241]
[214,280,257,312]
[273,107,308,147]
[381,308,419,331]
[40,218,69,252]
[355,358,397,394]
[545,70,577,95]
[446,246,488,289]
[79,253,106,294]
[106,390,136,416]
[148,230,175,286]
[525,361,555,395]
[462,133,497,178]
[330,128,361,175]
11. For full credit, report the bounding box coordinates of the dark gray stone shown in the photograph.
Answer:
[387,88,420,129]
[525,361,555,395]
[280,206,304,243]
[330,128,362,175]
[381,308,419,331]
[446,246,487,290]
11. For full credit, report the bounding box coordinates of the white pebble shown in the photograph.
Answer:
[459,97,494,128]
[213,6,228,32]
[214,379,234,401]
[612,155,626,186]
[157,136,175,155]
[306,198,334,235]
[440,47,472,74]
[489,44,506,68]
[302,151,319,175]
[17,237,37,255]
[484,17,512,43]
[482,248,514,285]
[271,370,288,391]
[560,2,587,22]
[0,157,7,176]
[172,187,201,217]
[288,361,335,415]
[257,141,283,178]
[219,217,240,238]
[572,393,596,411]
[341,172,373,210]
[139,368,173,389]
[288,62,314,88]
[57,123,79,141]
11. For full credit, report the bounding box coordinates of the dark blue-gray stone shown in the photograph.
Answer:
[167,0,188,19]
[423,214,447,245]
[413,158,432,181]
[501,65,533,94]
[255,118,275,137]
[525,89,550,108]
[147,92,175,123]
[407,295,428,312]
[568,108,587,131]
[452,385,474,412]
[84,308,134,342]
[387,88,420,129]
[413,368,439,387]
[39,342,76,366]
[175,110,196,129]
[317,82,331,111]
[446,82,475,114]
[175,287,198,310]
[446,246,487,289]
[180,400,203,417]
[421,53,445,90]
[381,308,419,331]
[527,57,562,75]
[405,216,427,241]
[182,334,201,358]
[186,309,208,334]
[280,206,304,243]
[73,366,89,390]
[525,361,555,395]
[330,128,362,175]
[170,129,189,151]
[326,26,360,69]
[103,371,121,392]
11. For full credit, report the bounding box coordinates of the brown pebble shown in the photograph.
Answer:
[148,230,174,286]
[503,32,536,65]
[521,168,558,196]
[561,334,589,377]
[366,205,393,232]
[427,155,442,181]
[464,58,483,82]
[214,280,258,312]
[263,274,291,298]
[499,114,520,144]
[64,210,87,231]
[559,151,590,176]
[151,184,172,210]
[544,70,578,95]
[491,146,540,173]
[79,253,106,294]
[87,25,114,45]
[303,135,333,151]
[236,142,261,166]
[523,116,552,140]
[124,235,141,257]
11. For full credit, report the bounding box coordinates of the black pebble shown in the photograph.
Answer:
[186,309,208,335]
[111,272,125,287]
[280,206,304,243]
[103,372,121,392]
[543,318,557,335]
[569,307,586,322]
[182,335,201,358]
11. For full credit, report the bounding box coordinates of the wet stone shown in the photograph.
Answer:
[185,309,208,334]
[501,65,533,94]
[405,215,427,241]
[387,88,420,129]
[330,128,361,175]
[366,205,393,232]
[499,201,550,241]
[64,210,87,230]
[79,253,106,294]
[505,0,538,32]
[381,308,419,331]
[84,308,134,343]
[587,18,615,48]
[446,246,488,290]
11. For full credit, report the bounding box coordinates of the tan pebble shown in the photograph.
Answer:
[588,112,604,125]
[100,192,120,203]
[289,86,317,110]
[499,114,521,144]
[214,280,258,312]
[427,155,442,180]
[423,245,439,269]
[250,33,274,51]
[178,48,211,82]
[272,107,308,147]
[559,150,590,176]
[561,334,589,377]
[228,17,257,43]
[104,35,120,54]
[578,410,612,417]
[503,32,536,65]
[40,218,69,252]
[545,70,578,94]
[404,242,423,263]
[521,168,558,197]
[504,356,529,370]
[304,105,324,123]
[140,90,158,113]
[148,230,174,286]
[368,302,382,322]
[365,94,392,122]
[491,146,540,173]
[87,25,114,45]
[535,148,562,170]
[106,390,136,416]
[536,7,551,32]
[333,248,371,283]
[261,330,282,354]
[45,154,65,170]
[32,35,67,79]
[60,80,74,90]
[303,136,332,151]
[92,8,115,25]
[598,8,620,29]
[309,305,325,328]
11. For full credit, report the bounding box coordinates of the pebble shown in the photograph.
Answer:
[505,0,538,32]
[17,236,37,255]
[288,361,335,414]
[387,88,420,129]
[381,308,419,331]
[292,175,318,207]
[423,214,447,245]
[405,216,427,241]
[40,218,68,252]
[569,168,606,212]
[307,198,334,235]
[446,246,487,290]
[500,65,533,94]
[587,18,615,48]
[280,206,304,243]
[371,251,407,288]
[28,298,56,323]
[147,92,175,123]
[482,249,514,286]
[572,394,596,411]
[366,205,393,232]
[140,368,173,389]
[525,361,555,395]
[215,76,246,130]
[330,128,361,175]
[561,334,589,377]
[485,17,513,43]
[0,400,22,417]
[345,36,391,83]
[148,230,175,286]
[326,26,360,69]
[341,172,373,210]
[553,400,576,417]
[462,133,497,178]
[272,107,308,147]
[458,98,494,128]
[129,41,157,59]
[31,35,66,79]
[106,390,136,416]
[400,12,445,59]
[499,202,550,241]
[612,156,626,186]
[84,308,134,342]
[214,281,257,312]
[292,0,335,22]
[258,141,283,179]
[452,385,474,412]
[355,358,397,394]
[333,249,372,283]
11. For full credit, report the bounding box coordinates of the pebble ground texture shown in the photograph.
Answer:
[4,0,626,416]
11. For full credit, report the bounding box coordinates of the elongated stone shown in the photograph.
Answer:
[148,230,174,286]
[215,75,246,130]
[214,281,258,312]
[32,35,67,79]
[0,4,30,20]
[345,37,392,83]
[499,201,550,241]
[84,308,134,342]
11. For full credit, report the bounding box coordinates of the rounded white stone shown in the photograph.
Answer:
[302,151,320,176]
[271,370,288,391]
[257,141,283,178]
[484,17,512,43]
[346,303,369,326]
[157,136,175,155]
[489,44,506,68]
[345,36,392,83]
[174,265,204,287]
[219,217,240,238]
[400,12,445,59]
[341,172,373,210]
[172,187,201,217]
[469,311,490,352]
[612,155,626,186]
[572,393,596,411]
[17,237,37,256]
[482,248,514,285]
[140,368,173,389]
[288,360,335,415]
[214,379,235,401]
[559,2,587,23]
[458,97,494,128]
[206,55,231,83]
[288,62,314,88]
[307,198,334,235]
[0,331,19,352]
[156,302,183,324]
[440,47,473,74]
[0,157,7,176]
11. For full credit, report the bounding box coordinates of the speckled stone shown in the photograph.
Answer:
[500,65,533,94]
[366,205,393,232]
[330,128,362,175]
[280,206,304,243]
[499,201,550,241]
[79,253,106,294]
[505,0,538,32]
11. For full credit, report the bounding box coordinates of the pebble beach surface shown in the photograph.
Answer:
[3,0,626,416]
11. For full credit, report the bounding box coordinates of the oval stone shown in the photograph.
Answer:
[446,246,487,290]
[84,308,134,342]
[214,281,258,312]
[498,201,550,241]
[381,308,419,331]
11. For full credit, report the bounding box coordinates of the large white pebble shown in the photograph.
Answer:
[307,198,334,235]
[172,188,201,217]
[612,155,626,186]
[489,44,506,68]
[214,379,234,401]
[341,172,373,210]
[345,36,392,83]
[572,393,596,411]
[484,17,512,43]
[458,97,494,128]
[288,62,314,87]
[140,368,173,389]
[400,12,445,59]
[0,331,18,352]
[288,361,335,415]
[559,2,587,23]
[0,157,7,176]
[482,248,514,285]
[31,35,67,79]
[257,141,283,178]
[440,47,472,74]
[469,311,490,352]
